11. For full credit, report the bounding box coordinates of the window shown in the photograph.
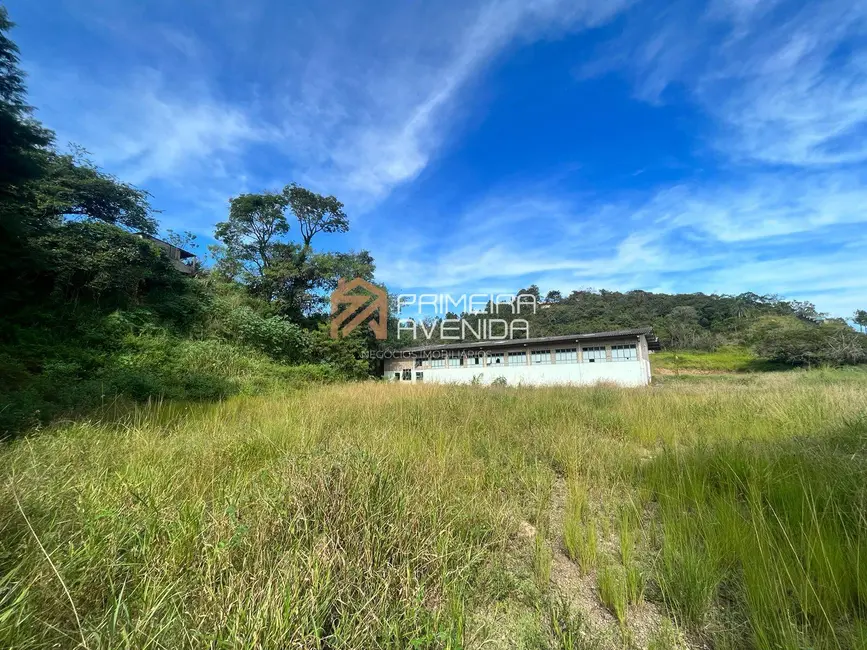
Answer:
[486,353,504,366]
[554,348,578,364]
[416,372,424,382]
[431,358,445,369]
[393,372,400,381]
[611,344,637,361]
[531,350,552,364]
[415,358,423,368]
[402,369,412,380]
[448,357,462,368]
[469,355,482,366]
[583,346,606,363]
[508,351,527,366]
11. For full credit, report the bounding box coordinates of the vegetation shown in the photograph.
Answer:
[2,372,866,648]
[427,288,867,366]
[2,4,867,648]
[650,346,778,373]
[0,7,374,436]
[1,5,865,437]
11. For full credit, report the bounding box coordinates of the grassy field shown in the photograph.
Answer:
[2,371,867,649]
[650,346,784,373]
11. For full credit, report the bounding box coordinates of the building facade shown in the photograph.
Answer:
[137,233,196,274]
[384,328,659,387]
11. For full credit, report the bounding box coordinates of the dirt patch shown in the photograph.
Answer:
[517,520,537,539]
[542,478,696,650]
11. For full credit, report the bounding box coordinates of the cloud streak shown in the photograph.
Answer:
[373,171,867,317]
[28,66,266,186]
[275,0,632,205]
[26,0,633,211]
[586,0,867,166]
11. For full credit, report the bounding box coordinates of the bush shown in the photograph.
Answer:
[750,316,867,367]
[211,299,313,363]
[0,331,349,437]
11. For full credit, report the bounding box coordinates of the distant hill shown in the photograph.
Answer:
[389,288,867,366]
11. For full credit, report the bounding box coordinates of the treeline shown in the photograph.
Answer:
[0,8,375,434]
[421,286,867,367]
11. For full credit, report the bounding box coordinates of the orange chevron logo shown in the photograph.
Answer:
[330,278,388,340]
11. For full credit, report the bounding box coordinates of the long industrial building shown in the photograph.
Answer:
[384,327,660,387]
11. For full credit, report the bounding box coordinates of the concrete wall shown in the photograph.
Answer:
[416,360,647,386]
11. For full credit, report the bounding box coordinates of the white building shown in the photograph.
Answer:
[384,328,659,387]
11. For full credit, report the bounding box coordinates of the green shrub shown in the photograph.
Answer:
[749,316,867,367]
[0,331,348,437]
[213,301,312,363]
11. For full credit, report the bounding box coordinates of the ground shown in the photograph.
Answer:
[1,367,866,649]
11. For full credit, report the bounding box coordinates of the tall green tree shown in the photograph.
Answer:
[215,184,373,321]
[544,290,562,303]
[854,309,867,333]
[33,148,156,233]
[283,183,348,248]
[0,6,54,293]
[0,6,53,197]
[215,192,288,279]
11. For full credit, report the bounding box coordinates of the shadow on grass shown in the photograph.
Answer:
[0,367,242,439]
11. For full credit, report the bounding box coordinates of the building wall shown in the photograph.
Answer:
[384,336,651,387]
[416,360,646,386]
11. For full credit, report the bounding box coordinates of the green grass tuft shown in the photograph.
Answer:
[597,564,628,626]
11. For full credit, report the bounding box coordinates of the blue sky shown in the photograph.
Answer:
[8,0,867,317]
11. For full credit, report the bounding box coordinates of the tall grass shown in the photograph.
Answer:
[563,483,597,575]
[597,564,628,626]
[645,417,867,647]
[0,372,865,648]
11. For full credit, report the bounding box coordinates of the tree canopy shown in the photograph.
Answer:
[214,185,372,321]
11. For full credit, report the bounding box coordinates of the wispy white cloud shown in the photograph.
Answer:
[27,66,265,186]
[25,0,633,211]
[644,172,867,242]
[275,0,632,205]
[586,0,867,166]
[374,172,867,316]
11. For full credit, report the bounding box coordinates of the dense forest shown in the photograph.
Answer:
[0,7,864,436]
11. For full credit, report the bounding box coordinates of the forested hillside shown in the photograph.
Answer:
[518,285,866,360]
[0,8,376,435]
[411,286,867,367]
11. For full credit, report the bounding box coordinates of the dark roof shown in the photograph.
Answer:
[396,327,660,354]
[137,233,195,259]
